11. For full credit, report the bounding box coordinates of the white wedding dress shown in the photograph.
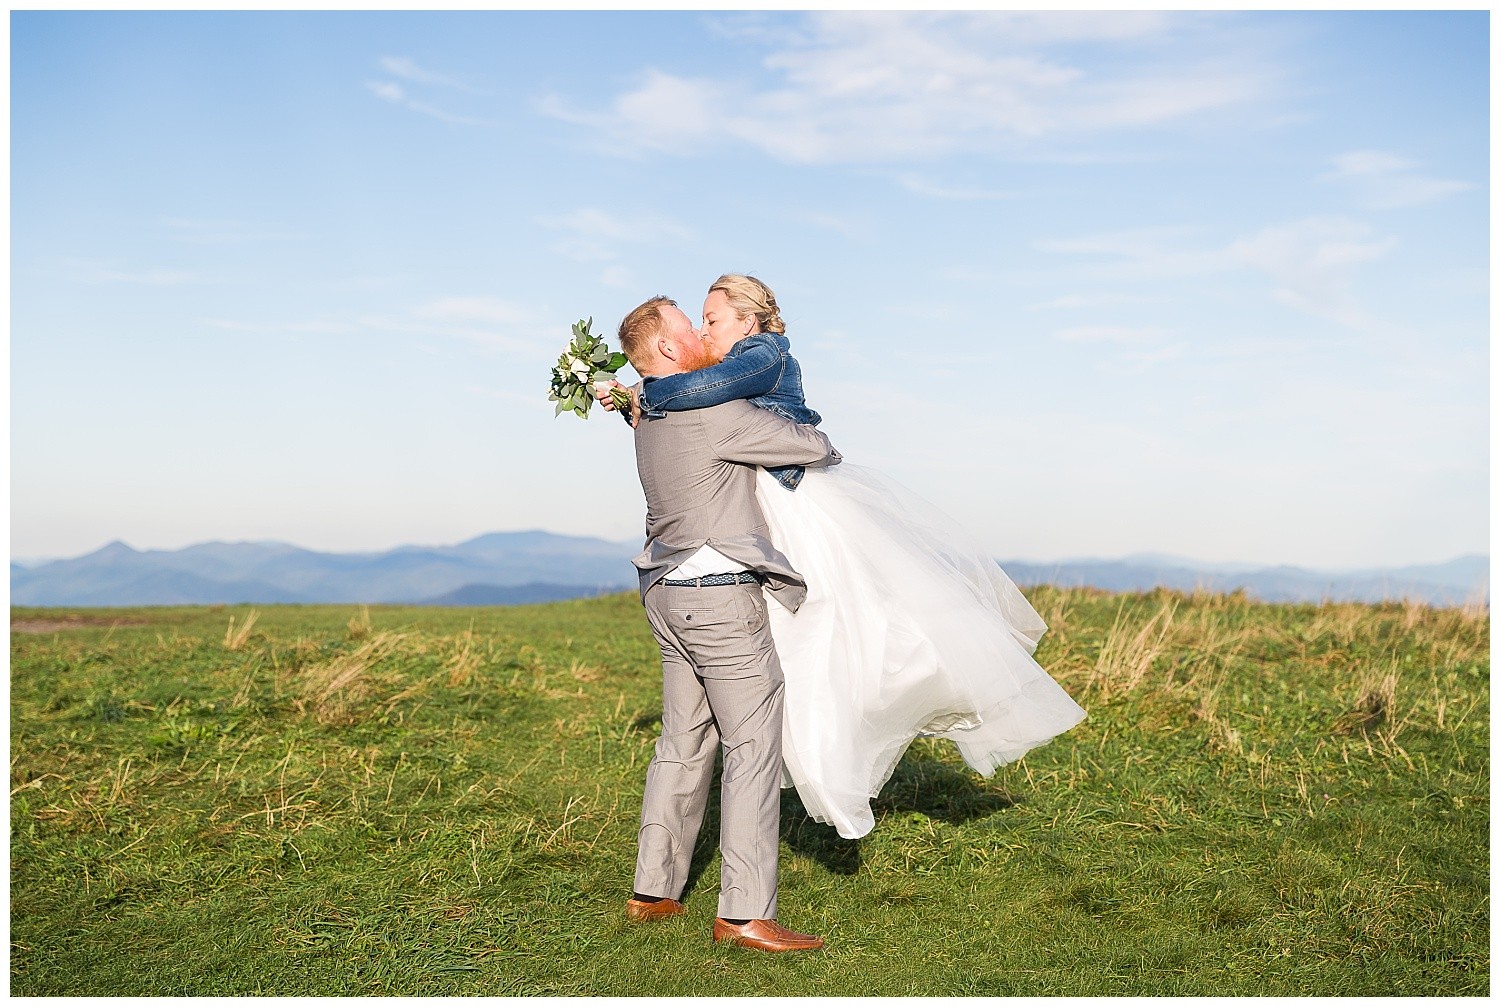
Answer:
[755,462,1088,839]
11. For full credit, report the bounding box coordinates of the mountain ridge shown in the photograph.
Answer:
[9,533,1487,609]
[11,531,640,607]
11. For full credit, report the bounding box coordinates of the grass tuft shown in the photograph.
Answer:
[1089,595,1177,698]
[347,604,373,640]
[223,608,259,650]
[296,631,406,724]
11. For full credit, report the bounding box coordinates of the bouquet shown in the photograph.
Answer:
[548,318,633,418]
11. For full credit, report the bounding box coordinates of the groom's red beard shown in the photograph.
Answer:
[682,338,723,371]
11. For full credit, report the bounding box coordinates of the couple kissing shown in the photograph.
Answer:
[602,275,1087,952]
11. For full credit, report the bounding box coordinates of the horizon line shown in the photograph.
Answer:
[10,531,1489,577]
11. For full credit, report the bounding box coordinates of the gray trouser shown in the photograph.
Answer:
[635,580,784,921]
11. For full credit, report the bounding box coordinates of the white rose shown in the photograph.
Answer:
[568,356,593,381]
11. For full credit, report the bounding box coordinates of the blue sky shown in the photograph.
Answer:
[10,10,1489,568]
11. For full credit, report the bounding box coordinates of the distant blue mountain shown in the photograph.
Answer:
[417,582,621,606]
[8,532,1487,609]
[11,532,639,607]
[1001,554,1488,607]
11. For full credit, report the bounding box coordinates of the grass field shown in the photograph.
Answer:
[9,588,1490,995]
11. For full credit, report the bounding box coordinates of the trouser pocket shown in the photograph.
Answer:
[665,587,777,680]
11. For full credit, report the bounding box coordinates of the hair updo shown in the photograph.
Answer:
[708,274,785,335]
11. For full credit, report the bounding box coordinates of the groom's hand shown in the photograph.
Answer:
[594,380,641,428]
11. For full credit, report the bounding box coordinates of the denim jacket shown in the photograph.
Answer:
[640,332,821,490]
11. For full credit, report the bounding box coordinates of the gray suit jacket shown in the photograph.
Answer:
[631,399,840,612]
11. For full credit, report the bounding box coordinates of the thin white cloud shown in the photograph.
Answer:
[203,296,556,356]
[1039,216,1397,329]
[1226,217,1397,328]
[403,100,484,126]
[896,174,1017,200]
[397,296,558,353]
[541,11,1281,165]
[366,79,484,126]
[415,296,533,327]
[367,80,405,104]
[1328,150,1413,176]
[1319,149,1474,209]
[1052,323,1185,370]
[1036,226,1227,281]
[374,296,567,356]
[537,70,724,160]
[365,56,488,126]
[538,207,694,263]
[379,56,484,93]
[704,11,815,47]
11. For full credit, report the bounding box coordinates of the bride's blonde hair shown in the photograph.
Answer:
[708,274,785,335]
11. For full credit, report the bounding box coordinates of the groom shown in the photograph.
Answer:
[611,295,839,953]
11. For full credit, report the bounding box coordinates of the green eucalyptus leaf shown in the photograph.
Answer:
[553,316,613,416]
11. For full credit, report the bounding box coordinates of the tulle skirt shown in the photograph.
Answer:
[756,462,1087,839]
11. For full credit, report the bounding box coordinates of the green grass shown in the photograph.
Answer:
[10,588,1489,995]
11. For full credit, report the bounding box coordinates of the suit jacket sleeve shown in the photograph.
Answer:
[709,401,841,468]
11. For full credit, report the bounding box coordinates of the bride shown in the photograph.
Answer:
[605,274,1086,839]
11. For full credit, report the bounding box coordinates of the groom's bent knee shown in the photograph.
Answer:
[651,725,718,768]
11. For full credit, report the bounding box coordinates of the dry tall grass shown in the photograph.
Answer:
[1088,596,1177,699]
[347,605,373,640]
[1331,655,1411,751]
[296,632,407,724]
[1076,588,1486,771]
[1077,591,1260,750]
[222,609,259,651]
[446,630,482,687]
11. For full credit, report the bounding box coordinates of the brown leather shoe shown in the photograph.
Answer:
[712,918,824,952]
[625,897,685,922]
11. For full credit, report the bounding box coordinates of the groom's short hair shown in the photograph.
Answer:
[619,296,676,371]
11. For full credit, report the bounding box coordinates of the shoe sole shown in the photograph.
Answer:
[625,905,685,922]
[716,936,824,952]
